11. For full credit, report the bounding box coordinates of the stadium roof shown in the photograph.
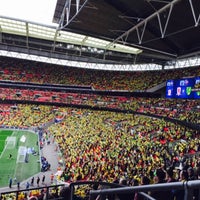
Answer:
[53,0,200,64]
[0,0,200,71]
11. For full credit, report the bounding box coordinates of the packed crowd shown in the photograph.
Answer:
[0,56,199,125]
[47,108,199,179]
[135,98,200,124]
[0,103,199,199]
[0,104,199,181]
[0,57,199,199]
[0,86,199,124]
[0,56,199,91]
[47,107,199,199]
[0,104,57,128]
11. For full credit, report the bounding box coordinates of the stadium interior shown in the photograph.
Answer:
[0,0,200,200]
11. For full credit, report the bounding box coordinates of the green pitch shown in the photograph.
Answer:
[0,129,40,187]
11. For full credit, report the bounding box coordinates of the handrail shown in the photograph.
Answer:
[0,184,65,200]
[89,180,200,200]
[2,180,200,200]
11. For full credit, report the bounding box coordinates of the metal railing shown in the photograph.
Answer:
[89,180,200,200]
[2,180,200,200]
[0,184,65,200]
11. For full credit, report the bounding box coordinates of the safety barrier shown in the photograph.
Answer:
[89,180,200,200]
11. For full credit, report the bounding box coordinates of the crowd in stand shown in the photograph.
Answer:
[47,108,199,178]
[0,56,199,125]
[0,104,57,128]
[0,57,199,199]
[0,103,199,199]
[0,56,200,91]
[0,86,199,124]
[48,107,199,200]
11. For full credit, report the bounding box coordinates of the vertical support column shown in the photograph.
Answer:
[58,0,89,30]
[184,181,193,200]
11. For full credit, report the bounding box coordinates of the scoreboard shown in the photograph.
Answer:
[166,76,200,99]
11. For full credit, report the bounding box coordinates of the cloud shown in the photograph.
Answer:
[0,0,57,25]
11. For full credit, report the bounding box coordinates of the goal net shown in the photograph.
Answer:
[5,136,16,149]
[17,146,27,163]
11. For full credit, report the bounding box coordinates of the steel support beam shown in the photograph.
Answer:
[25,22,29,48]
[107,0,182,45]
[58,0,89,30]
[189,0,200,27]
[105,0,182,57]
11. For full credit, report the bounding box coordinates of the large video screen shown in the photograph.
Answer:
[166,76,200,99]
